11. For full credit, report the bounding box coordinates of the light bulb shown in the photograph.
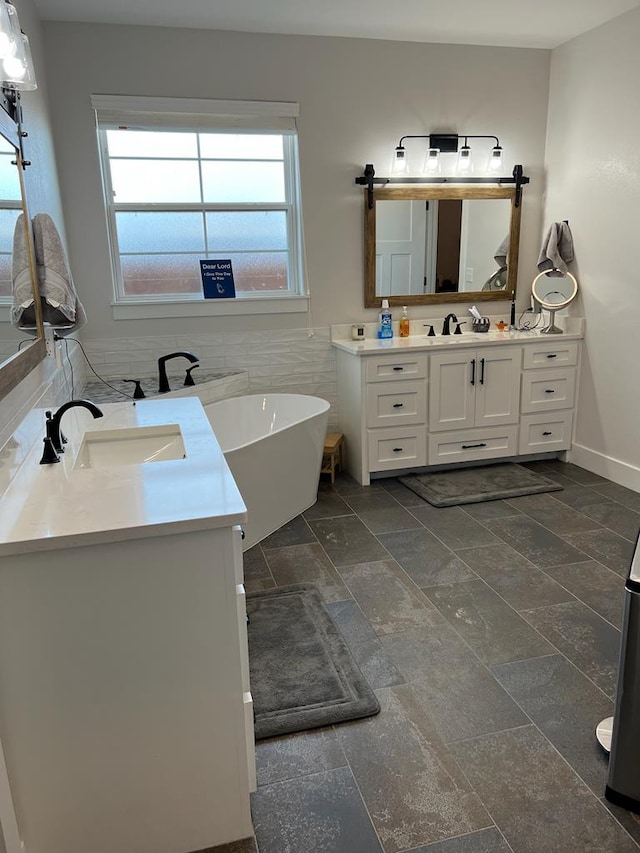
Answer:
[488,146,503,173]
[3,52,23,78]
[391,146,409,175]
[457,145,472,173]
[423,148,440,173]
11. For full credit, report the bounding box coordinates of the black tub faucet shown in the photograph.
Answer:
[157,351,199,394]
[442,313,458,336]
[41,399,104,463]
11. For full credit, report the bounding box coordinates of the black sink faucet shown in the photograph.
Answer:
[41,400,104,462]
[441,313,458,336]
[157,351,200,394]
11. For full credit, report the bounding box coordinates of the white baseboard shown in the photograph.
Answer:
[570,443,640,493]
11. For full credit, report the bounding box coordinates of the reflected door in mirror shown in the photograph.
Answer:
[375,198,511,298]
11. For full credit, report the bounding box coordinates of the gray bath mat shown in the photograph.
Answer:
[246,584,380,740]
[398,462,562,507]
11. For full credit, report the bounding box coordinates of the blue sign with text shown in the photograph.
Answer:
[200,260,236,299]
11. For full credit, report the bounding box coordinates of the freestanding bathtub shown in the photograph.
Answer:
[203,394,330,550]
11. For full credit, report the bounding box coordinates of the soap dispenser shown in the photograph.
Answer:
[399,306,410,337]
[378,299,393,339]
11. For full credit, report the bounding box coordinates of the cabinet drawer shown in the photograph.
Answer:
[428,426,518,465]
[519,412,573,454]
[365,353,427,382]
[366,380,426,428]
[521,368,576,413]
[523,341,578,369]
[368,426,426,472]
[243,691,257,793]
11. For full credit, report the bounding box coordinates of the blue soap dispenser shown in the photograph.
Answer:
[378,299,393,339]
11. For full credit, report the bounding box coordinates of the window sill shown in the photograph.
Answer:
[111,295,309,320]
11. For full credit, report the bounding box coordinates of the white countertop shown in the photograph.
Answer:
[331,326,584,356]
[0,397,247,556]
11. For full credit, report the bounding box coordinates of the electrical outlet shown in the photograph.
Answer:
[530,294,542,314]
[55,340,63,368]
[44,326,56,359]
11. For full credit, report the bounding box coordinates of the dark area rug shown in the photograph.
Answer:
[399,462,562,507]
[246,584,380,740]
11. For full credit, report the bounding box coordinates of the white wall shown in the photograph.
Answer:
[545,6,640,486]
[40,23,550,340]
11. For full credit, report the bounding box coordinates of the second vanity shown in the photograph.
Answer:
[333,322,583,485]
[0,397,255,853]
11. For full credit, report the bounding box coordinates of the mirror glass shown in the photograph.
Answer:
[0,97,44,402]
[364,186,522,308]
[531,270,578,308]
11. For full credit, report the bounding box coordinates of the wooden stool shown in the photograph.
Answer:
[321,432,344,483]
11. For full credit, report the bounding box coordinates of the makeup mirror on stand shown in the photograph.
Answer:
[531,270,578,335]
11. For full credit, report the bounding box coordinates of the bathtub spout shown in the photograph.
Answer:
[157,351,199,394]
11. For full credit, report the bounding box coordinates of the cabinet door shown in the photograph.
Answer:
[429,351,476,432]
[475,346,521,427]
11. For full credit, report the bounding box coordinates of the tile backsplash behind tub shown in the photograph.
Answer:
[79,328,338,428]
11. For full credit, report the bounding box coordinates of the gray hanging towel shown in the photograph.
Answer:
[10,213,36,331]
[32,213,86,334]
[537,221,574,274]
[482,234,509,291]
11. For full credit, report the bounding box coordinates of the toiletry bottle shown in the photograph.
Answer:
[399,306,410,337]
[378,299,393,339]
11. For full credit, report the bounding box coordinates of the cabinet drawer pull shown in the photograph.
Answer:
[392,366,404,371]
[461,442,487,449]
[470,358,476,386]
[392,402,404,408]
[544,389,556,394]
[546,353,558,359]
[480,357,486,385]
[392,447,404,452]
[542,431,553,436]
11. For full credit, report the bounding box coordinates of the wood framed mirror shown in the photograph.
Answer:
[0,91,44,402]
[364,185,523,308]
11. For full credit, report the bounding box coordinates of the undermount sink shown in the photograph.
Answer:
[74,424,186,470]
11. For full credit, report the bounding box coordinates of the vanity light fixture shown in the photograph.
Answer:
[389,132,503,177]
[0,1,37,92]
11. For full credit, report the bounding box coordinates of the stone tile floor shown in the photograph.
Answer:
[217,460,640,853]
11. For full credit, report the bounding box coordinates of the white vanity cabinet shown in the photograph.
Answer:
[334,330,582,485]
[0,398,256,853]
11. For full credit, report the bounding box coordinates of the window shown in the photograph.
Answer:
[0,134,22,301]
[93,97,305,310]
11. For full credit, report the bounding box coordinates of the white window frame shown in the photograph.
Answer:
[92,96,308,319]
